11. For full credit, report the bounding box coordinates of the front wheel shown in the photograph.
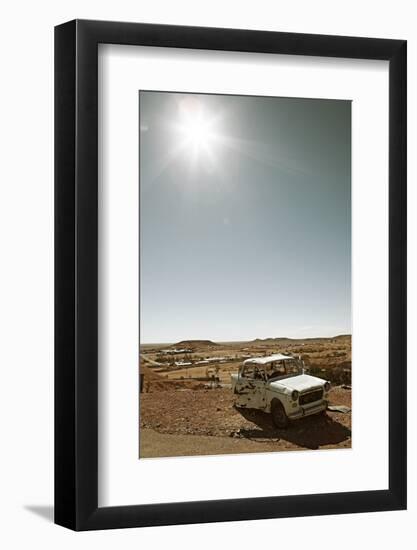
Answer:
[271,399,289,428]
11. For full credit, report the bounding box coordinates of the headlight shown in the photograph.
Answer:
[291,390,299,401]
[324,382,331,392]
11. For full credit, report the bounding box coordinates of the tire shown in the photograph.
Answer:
[271,399,289,428]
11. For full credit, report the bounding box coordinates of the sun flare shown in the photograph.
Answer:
[175,97,221,162]
[181,115,213,150]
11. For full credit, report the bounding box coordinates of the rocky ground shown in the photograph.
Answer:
[139,386,351,458]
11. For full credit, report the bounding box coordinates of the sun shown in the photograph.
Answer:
[183,115,212,147]
[175,97,221,162]
[180,113,215,154]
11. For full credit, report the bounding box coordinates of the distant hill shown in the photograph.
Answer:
[172,340,219,350]
[252,337,292,343]
[250,335,351,344]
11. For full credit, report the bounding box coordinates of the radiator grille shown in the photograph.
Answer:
[299,388,323,405]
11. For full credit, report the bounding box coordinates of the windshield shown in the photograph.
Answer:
[241,359,303,380]
[265,359,302,380]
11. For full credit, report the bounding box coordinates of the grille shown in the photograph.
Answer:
[299,388,323,405]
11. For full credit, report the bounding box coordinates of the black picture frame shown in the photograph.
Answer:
[55,19,407,531]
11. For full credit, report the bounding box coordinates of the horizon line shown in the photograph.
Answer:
[140,333,352,346]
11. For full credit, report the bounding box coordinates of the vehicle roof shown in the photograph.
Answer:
[243,353,295,366]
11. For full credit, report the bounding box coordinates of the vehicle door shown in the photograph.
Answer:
[234,364,267,409]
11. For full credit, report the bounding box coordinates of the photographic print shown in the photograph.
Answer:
[139,91,351,459]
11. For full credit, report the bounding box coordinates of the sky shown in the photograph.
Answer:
[139,91,351,344]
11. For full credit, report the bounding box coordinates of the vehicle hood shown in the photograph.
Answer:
[268,374,326,392]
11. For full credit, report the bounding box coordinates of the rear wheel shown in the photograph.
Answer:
[271,399,289,428]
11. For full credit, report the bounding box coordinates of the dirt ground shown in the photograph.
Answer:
[139,386,351,458]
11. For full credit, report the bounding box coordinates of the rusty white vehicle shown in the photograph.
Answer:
[231,353,330,428]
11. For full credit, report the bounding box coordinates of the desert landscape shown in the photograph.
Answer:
[139,335,352,458]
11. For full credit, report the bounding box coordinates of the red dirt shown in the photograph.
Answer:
[140,386,351,452]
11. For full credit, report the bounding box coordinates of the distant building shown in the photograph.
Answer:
[161,348,192,354]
